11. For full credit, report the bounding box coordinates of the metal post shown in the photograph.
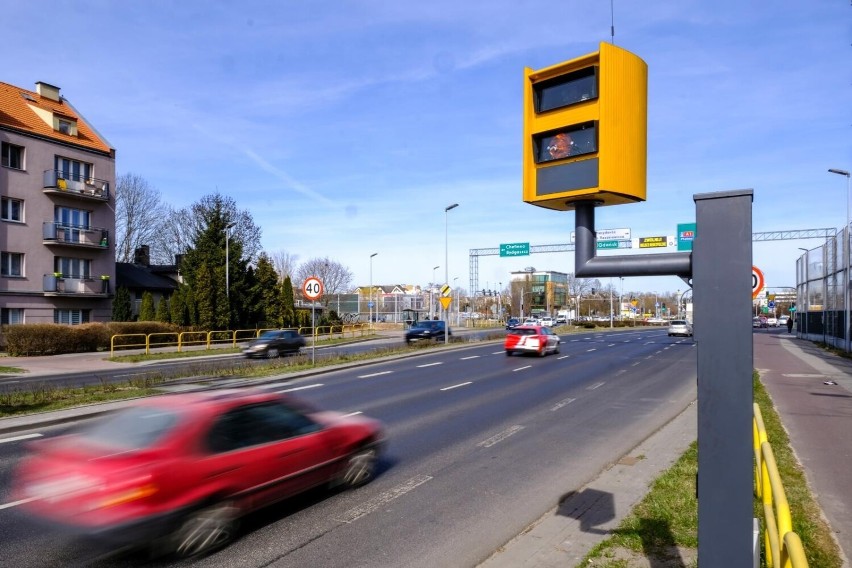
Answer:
[694,189,754,567]
[828,169,850,353]
[369,253,377,329]
[445,204,458,342]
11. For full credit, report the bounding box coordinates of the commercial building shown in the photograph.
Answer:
[1,81,116,324]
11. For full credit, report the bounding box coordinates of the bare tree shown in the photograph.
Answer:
[269,250,299,282]
[294,257,353,300]
[114,173,167,262]
[150,193,263,266]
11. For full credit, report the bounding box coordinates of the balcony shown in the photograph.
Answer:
[43,170,110,202]
[43,274,111,297]
[43,222,109,249]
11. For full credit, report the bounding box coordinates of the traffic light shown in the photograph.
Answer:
[523,42,648,211]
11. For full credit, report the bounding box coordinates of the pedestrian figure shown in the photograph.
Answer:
[787,315,794,333]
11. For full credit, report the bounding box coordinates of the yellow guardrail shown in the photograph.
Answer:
[110,324,372,356]
[753,403,809,567]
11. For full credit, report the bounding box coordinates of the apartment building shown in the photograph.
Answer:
[0,81,116,324]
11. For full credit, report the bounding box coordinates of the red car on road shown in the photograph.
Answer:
[504,325,561,357]
[12,389,385,558]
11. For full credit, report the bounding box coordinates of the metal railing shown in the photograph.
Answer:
[42,222,109,248]
[753,403,809,567]
[43,169,110,201]
[109,324,370,356]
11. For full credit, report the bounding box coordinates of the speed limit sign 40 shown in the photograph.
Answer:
[752,266,765,300]
[303,277,324,300]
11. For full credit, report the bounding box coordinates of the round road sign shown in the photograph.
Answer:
[752,266,765,300]
[303,276,324,300]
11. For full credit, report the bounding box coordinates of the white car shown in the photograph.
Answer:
[766,317,778,327]
[539,316,555,327]
[667,320,693,337]
[522,318,539,326]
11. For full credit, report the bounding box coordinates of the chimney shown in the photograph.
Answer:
[134,245,150,267]
[35,82,61,102]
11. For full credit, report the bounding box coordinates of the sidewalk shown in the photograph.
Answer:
[1,331,850,567]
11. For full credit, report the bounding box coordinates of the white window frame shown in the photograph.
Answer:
[1,251,23,277]
[1,142,25,170]
[1,197,23,222]
[54,309,90,325]
[55,256,91,279]
[1,308,24,324]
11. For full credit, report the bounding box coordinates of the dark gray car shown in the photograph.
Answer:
[405,320,451,343]
[243,329,306,358]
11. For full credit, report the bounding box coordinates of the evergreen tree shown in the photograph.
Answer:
[155,296,171,323]
[251,253,282,326]
[281,276,296,327]
[139,291,156,321]
[170,286,188,326]
[111,286,133,322]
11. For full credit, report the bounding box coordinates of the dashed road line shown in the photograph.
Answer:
[551,397,576,411]
[587,382,605,390]
[440,382,472,391]
[417,362,443,368]
[334,475,433,524]
[460,355,480,360]
[275,383,324,393]
[478,425,525,448]
[0,497,36,511]
[557,355,570,360]
[358,371,393,379]
[0,433,42,445]
[512,366,532,372]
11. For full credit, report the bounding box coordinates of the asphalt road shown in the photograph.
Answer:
[0,328,697,567]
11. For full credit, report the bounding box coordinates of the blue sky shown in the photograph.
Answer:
[6,1,850,296]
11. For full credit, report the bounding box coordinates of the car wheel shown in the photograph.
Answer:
[173,500,238,558]
[337,446,378,489]
[554,343,560,354]
[266,348,279,358]
[505,350,512,356]
[539,347,547,357]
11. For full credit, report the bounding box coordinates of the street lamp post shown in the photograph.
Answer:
[369,253,378,329]
[829,168,851,354]
[453,277,459,326]
[444,203,459,342]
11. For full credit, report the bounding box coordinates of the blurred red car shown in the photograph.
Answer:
[12,389,385,558]
[504,325,561,357]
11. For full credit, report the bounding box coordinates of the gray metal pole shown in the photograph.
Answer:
[693,189,754,567]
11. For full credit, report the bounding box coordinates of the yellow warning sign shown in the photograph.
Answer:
[439,297,453,310]
[441,284,451,297]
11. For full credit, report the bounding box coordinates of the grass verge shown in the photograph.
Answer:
[580,371,842,567]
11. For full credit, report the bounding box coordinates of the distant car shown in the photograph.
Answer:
[505,325,560,357]
[11,389,386,558]
[667,319,693,337]
[778,315,790,327]
[522,318,538,326]
[753,316,768,329]
[555,314,568,324]
[645,317,666,325]
[405,320,451,343]
[539,316,555,327]
[243,329,305,358]
[766,317,778,327]
[506,317,521,330]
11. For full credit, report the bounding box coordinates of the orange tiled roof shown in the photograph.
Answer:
[0,81,112,154]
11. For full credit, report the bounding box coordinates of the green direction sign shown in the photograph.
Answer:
[597,240,621,249]
[500,242,530,257]
[678,222,696,251]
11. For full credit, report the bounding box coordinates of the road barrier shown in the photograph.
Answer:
[110,324,370,357]
[753,403,809,567]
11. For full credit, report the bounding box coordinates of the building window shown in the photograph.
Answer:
[1,197,23,222]
[55,256,91,279]
[1,252,24,277]
[55,156,92,183]
[58,119,74,135]
[1,308,24,325]
[54,309,90,325]
[1,142,24,170]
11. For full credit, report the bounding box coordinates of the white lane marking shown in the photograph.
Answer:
[478,425,524,448]
[571,339,580,342]
[0,497,36,511]
[586,348,597,352]
[655,351,663,355]
[512,366,532,372]
[358,371,392,378]
[607,343,616,347]
[492,351,504,355]
[417,362,443,368]
[342,411,363,418]
[615,370,626,376]
[551,397,576,411]
[557,355,570,360]
[0,433,42,444]
[335,475,433,524]
[275,383,324,393]
[460,355,480,360]
[587,382,605,390]
[441,382,472,391]
[645,355,654,360]
[632,362,641,366]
